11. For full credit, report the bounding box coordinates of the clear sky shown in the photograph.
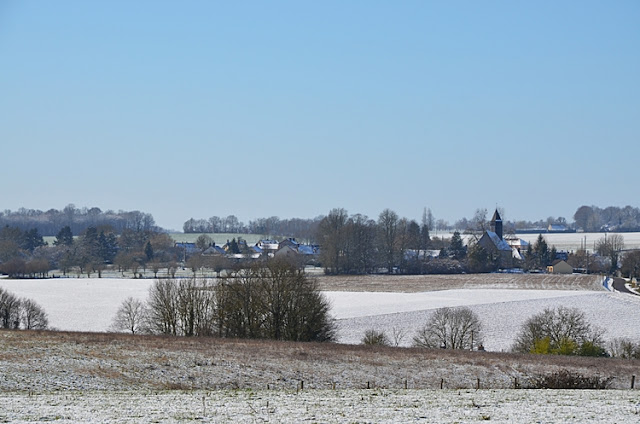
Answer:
[1,1,638,230]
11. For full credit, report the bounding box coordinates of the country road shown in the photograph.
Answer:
[612,277,638,295]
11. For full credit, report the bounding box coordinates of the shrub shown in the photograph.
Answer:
[362,329,389,346]
[530,369,614,389]
[512,306,605,356]
[608,338,640,359]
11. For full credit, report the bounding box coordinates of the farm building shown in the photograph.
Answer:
[547,260,573,274]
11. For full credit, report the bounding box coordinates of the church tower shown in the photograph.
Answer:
[490,209,503,240]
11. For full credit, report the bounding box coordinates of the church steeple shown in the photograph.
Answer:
[490,209,503,240]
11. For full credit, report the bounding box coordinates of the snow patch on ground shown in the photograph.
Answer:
[335,291,640,351]
[1,389,638,423]
[1,279,638,352]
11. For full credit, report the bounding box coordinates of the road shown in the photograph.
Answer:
[612,277,637,295]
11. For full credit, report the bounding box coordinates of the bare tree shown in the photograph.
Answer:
[413,307,482,350]
[217,259,335,342]
[596,234,625,274]
[471,208,488,233]
[378,209,399,273]
[175,278,216,337]
[110,297,148,334]
[20,298,48,330]
[0,287,21,329]
[195,234,213,251]
[390,326,407,347]
[0,288,48,330]
[147,279,179,335]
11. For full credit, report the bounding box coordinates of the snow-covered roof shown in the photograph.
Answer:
[504,237,529,248]
[485,231,512,251]
[203,245,226,255]
[297,245,316,255]
[548,225,568,232]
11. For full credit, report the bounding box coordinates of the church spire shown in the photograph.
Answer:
[491,209,503,240]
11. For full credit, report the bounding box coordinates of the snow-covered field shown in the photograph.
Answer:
[1,276,639,352]
[456,231,640,251]
[1,389,638,423]
[333,291,640,351]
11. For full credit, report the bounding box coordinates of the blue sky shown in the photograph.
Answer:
[1,1,638,230]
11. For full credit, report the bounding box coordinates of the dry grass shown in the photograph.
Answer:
[313,273,604,292]
[1,329,637,392]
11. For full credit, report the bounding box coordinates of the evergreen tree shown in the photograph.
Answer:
[406,220,422,250]
[98,231,118,263]
[228,238,240,254]
[22,228,46,252]
[533,234,550,269]
[144,241,154,261]
[420,208,431,250]
[54,226,74,246]
[449,231,465,259]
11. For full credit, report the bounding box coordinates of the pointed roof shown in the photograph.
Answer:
[491,209,502,222]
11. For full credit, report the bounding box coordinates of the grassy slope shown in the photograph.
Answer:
[1,329,637,392]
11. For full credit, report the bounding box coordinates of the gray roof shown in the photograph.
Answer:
[485,231,512,251]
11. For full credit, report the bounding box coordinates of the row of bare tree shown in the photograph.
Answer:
[111,260,335,342]
[0,287,48,330]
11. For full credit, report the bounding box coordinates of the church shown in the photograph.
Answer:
[477,209,515,268]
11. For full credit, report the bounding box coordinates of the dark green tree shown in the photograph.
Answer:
[54,226,74,246]
[228,238,240,254]
[22,228,46,253]
[406,220,422,250]
[533,234,550,269]
[449,231,465,259]
[98,231,118,263]
[144,241,154,261]
[467,243,497,273]
[81,227,100,257]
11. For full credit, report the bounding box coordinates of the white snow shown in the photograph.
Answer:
[0,389,638,423]
[325,289,595,319]
[1,278,638,351]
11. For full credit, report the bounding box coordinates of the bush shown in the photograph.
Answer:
[530,369,614,389]
[362,329,389,346]
[512,306,605,356]
[608,338,640,359]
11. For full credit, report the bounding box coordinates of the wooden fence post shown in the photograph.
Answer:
[632,375,636,389]
[440,378,444,389]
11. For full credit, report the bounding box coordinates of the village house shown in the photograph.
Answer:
[547,259,573,274]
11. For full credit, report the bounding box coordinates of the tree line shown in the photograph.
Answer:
[183,215,322,242]
[0,223,178,279]
[0,205,158,236]
[0,287,48,330]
